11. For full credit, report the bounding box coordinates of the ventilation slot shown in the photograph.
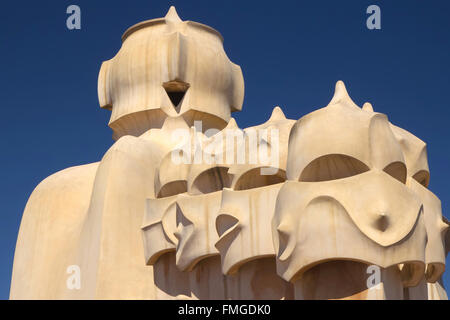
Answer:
[163,80,190,113]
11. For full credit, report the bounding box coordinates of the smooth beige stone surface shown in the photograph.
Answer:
[142,195,178,265]
[10,6,449,300]
[293,261,404,300]
[10,163,98,299]
[286,81,404,183]
[175,191,222,271]
[228,107,295,190]
[216,183,284,275]
[408,179,447,282]
[98,6,244,140]
[272,177,427,283]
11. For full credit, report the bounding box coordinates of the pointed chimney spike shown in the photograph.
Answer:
[165,6,182,23]
[362,102,374,112]
[269,106,286,121]
[328,80,359,109]
[224,117,239,130]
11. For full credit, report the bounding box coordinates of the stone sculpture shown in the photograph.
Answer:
[10,7,449,300]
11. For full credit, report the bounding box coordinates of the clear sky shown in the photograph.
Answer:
[1,0,449,299]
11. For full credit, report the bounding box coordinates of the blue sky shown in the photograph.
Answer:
[1,0,449,299]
